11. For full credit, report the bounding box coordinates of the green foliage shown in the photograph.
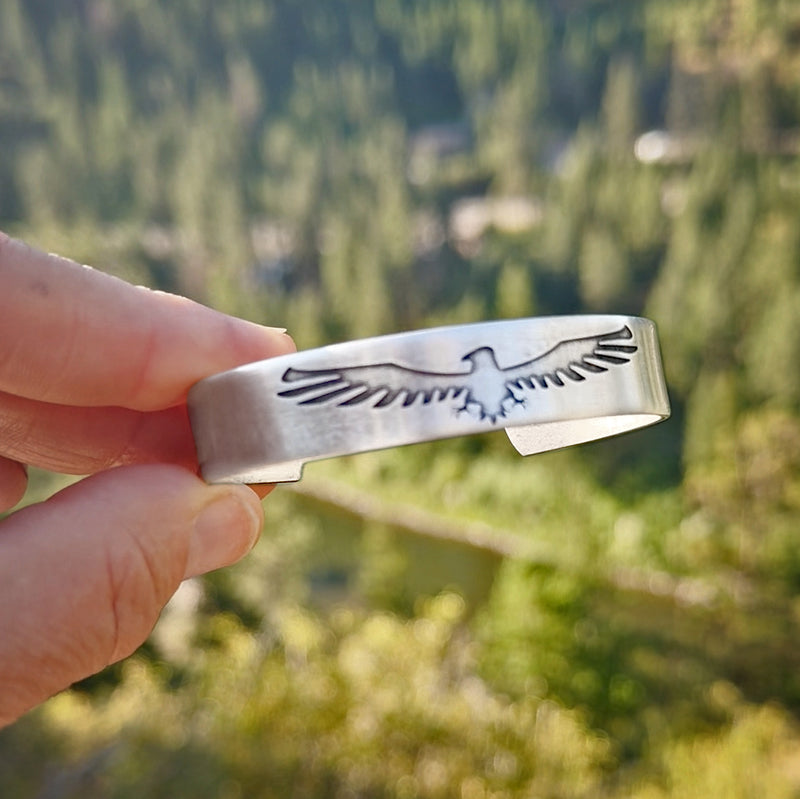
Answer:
[633,698,800,799]
[3,599,611,799]
[3,0,800,794]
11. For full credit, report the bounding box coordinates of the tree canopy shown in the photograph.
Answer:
[3,0,800,795]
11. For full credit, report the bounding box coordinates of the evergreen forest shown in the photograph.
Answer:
[3,0,800,796]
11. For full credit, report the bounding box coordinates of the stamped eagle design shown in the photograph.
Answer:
[278,326,637,424]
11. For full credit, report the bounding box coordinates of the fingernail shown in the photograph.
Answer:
[186,488,263,578]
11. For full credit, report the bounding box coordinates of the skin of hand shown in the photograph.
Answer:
[0,232,295,727]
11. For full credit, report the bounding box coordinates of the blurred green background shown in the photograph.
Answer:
[3,0,800,795]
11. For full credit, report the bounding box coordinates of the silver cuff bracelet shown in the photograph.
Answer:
[188,315,670,483]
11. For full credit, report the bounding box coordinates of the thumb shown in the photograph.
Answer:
[0,464,263,727]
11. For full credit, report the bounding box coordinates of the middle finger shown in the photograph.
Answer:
[0,390,197,475]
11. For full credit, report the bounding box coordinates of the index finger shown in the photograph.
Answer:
[0,233,294,410]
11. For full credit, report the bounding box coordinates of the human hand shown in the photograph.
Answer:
[0,232,294,726]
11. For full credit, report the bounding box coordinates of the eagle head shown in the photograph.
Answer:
[462,346,500,371]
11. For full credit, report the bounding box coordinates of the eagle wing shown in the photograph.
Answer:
[501,325,637,389]
[278,360,473,408]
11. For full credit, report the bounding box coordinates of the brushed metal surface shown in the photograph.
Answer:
[188,316,670,483]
